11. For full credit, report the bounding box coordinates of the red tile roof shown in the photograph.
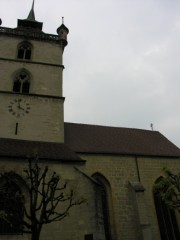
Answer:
[64,122,180,157]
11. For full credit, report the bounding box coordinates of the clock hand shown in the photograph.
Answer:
[18,106,25,111]
[17,103,25,111]
[17,100,25,111]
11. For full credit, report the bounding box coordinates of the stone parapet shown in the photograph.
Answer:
[0,27,59,43]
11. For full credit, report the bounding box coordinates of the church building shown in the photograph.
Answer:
[0,2,180,240]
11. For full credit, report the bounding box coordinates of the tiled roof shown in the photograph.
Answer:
[0,123,179,160]
[0,138,83,161]
[64,122,180,157]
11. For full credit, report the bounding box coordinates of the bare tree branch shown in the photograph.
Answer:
[0,157,85,240]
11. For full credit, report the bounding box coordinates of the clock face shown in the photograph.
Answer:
[8,98,31,118]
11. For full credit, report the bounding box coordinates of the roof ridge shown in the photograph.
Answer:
[64,122,158,133]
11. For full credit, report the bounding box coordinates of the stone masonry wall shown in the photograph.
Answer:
[78,153,180,240]
[0,94,64,142]
[0,154,179,240]
[0,158,103,240]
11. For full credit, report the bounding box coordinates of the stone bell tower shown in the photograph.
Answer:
[0,0,69,143]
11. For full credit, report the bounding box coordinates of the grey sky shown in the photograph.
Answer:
[1,0,180,147]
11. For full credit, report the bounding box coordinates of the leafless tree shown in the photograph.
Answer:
[0,157,85,240]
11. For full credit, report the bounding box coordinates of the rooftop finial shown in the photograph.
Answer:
[32,0,35,9]
[27,0,36,21]
[62,17,64,24]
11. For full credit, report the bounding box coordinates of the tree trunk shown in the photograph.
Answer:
[31,226,41,240]
[31,232,40,240]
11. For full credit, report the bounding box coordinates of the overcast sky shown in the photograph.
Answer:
[1,0,180,147]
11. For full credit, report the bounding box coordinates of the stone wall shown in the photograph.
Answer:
[78,153,180,240]
[0,94,64,142]
[0,34,65,142]
[0,154,179,240]
[0,158,104,240]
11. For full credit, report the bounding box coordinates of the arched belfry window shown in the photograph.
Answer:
[92,173,115,240]
[153,177,180,240]
[0,172,25,235]
[13,69,30,93]
[17,42,32,60]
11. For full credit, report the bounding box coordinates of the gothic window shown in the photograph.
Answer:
[13,69,30,93]
[92,173,113,240]
[17,42,32,60]
[0,173,24,235]
[154,177,180,240]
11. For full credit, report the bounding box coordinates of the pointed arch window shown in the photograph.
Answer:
[92,173,115,240]
[13,69,30,94]
[153,177,180,240]
[0,173,25,235]
[17,42,32,60]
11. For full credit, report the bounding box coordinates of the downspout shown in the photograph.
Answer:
[135,155,141,182]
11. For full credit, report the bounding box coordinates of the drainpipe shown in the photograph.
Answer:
[135,155,141,182]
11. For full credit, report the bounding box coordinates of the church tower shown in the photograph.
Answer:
[0,0,69,143]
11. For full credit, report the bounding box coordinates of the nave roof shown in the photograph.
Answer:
[64,122,180,158]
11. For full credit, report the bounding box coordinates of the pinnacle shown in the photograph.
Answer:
[27,0,36,21]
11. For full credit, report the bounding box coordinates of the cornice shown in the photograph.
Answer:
[0,91,65,100]
[0,57,64,68]
[0,27,59,43]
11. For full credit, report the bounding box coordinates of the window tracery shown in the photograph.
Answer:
[17,42,32,60]
[13,69,30,93]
